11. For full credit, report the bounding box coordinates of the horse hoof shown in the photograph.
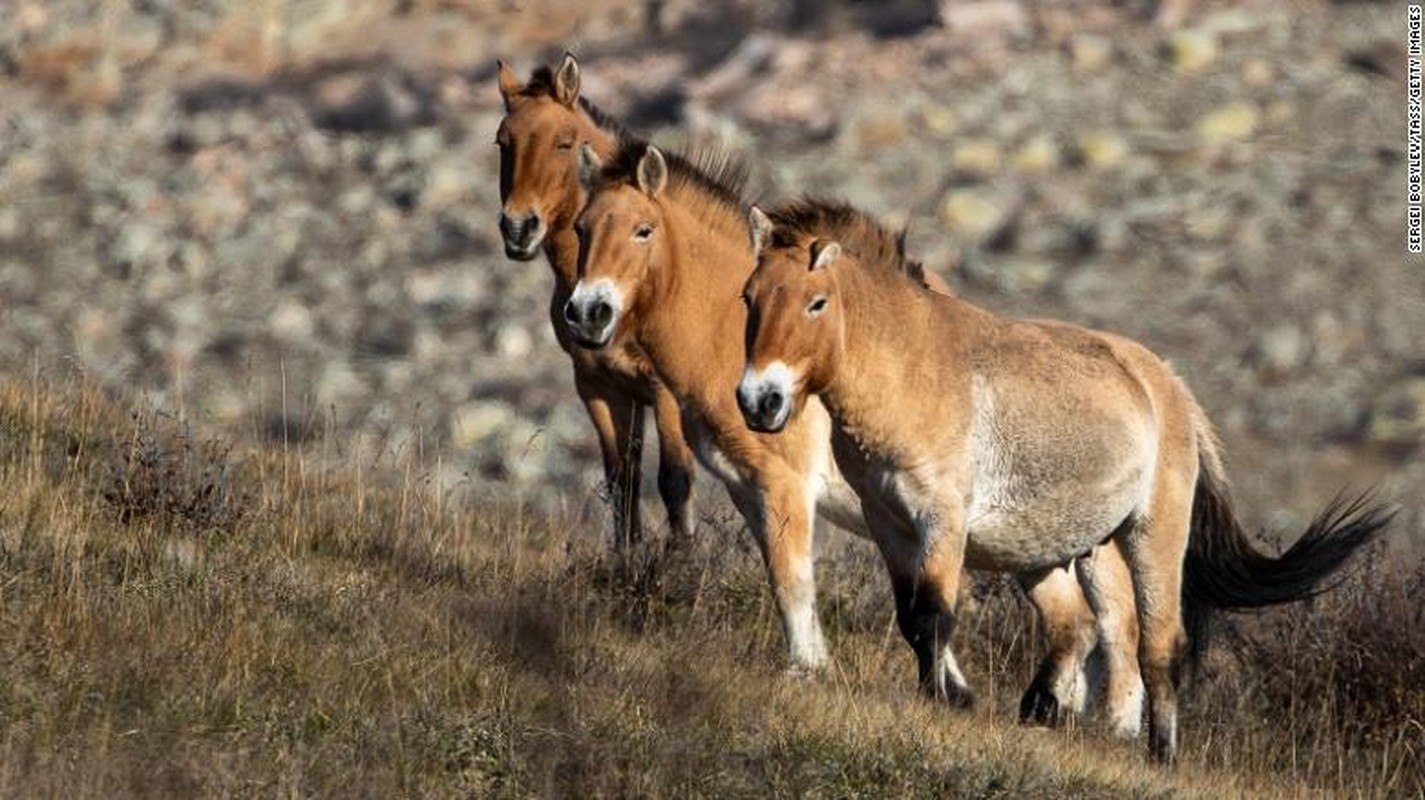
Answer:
[922,682,975,709]
[1018,687,1061,727]
[663,530,696,555]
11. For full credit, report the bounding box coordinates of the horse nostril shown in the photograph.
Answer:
[758,391,784,421]
[563,299,580,324]
[501,213,537,245]
[590,301,613,329]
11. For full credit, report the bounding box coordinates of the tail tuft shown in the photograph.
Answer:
[1185,478,1393,611]
[1181,464,1394,664]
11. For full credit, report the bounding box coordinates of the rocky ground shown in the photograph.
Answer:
[0,0,1420,553]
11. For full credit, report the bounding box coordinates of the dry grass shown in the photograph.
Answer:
[0,375,1418,798]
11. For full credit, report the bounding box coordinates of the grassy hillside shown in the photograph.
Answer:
[0,376,1418,798]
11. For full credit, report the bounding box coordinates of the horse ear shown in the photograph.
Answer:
[637,146,668,198]
[554,52,581,108]
[748,206,773,256]
[497,60,522,108]
[809,240,841,271]
[578,143,602,191]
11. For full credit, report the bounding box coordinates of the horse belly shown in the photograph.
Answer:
[963,440,1150,572]
[962,372,1155,571]
[963,493,1137,571]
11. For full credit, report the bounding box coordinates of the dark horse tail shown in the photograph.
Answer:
[1181,421,1394,656]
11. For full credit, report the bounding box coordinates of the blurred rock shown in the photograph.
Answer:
[1249,324,1310,376]
[963,255,1055,294]
[1241,58,1276,88]
[1075,131,1129,170]
[1069,35,1114,72]
[853,112,908,152]
[917,103,959,138]
[1155,0,1197,30]
[268,300,315,344]
[1308,312,1366,368]
[451,399,515,453]
[494,323,534,360]
[1263,100,1293,126]
[1184,203,1232,241]
[73,307,134,380]
[940,1,1029,40]
[310,72,437,134]
[1198,102,1258,145]
[14,2,49,31]
[1344,41,1409,84]
[1365,378,1425,447]
[317,359,367,405]
[0,209,21,243]
[355,313,414,359]
[1166,29,1218,74]
[1013,134,1060,173]
[422,155,475,210]
[951,138,1002,178]
[939,189,1011,243]
[108,221,171,276]
[688,33,778,100]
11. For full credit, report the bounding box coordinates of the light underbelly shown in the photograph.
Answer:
[962,371,1155,571]
[841,442,1151,573]
[963,484,1140,571]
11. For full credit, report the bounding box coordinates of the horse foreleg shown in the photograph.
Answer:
[875,503,973,707]
[1077,538,1144,740]
[577,380,645,551]
[749,473,827,673]
[1017,565,1096,727]
[651,382,696,544]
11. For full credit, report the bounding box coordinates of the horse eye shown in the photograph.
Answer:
[554,137,575,150]
[807,296,828,317]
[634,224,654,242]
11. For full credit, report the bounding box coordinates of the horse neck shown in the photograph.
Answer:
[541,119,622,292]
[542,228,581,292]
[823,263,974,439]
[637,191,752,395]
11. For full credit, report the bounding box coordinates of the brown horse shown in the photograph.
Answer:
[496,54,694,548]
[567,140,1148,734]
[736,198,1393,763]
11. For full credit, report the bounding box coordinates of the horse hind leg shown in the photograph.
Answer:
[1017,565,1096,727]
[1076,538,1145,740]
[1123,475,1194,764]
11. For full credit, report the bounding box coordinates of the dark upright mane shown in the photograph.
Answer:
[520,65,633,143]
[764,198,928,286]
[594,139,751,218]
